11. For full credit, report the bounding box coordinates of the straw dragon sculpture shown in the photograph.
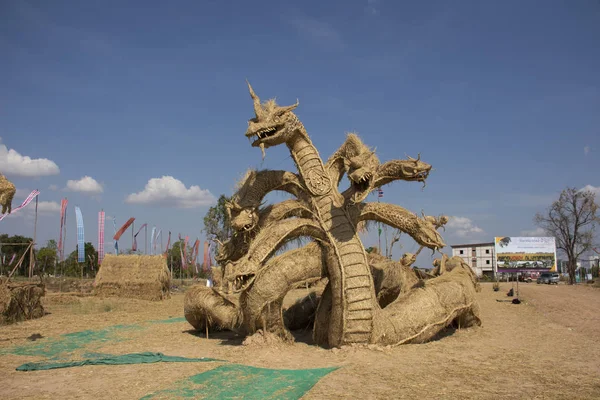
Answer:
[185,83,481,347]
[0,173,16,215]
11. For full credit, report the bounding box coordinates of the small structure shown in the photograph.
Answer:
[93,254,170,301]
[0,277,45,325]
[451,242,496,278]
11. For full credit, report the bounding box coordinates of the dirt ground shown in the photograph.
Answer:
[0,282,599,399]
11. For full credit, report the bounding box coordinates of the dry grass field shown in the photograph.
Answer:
[0,282,599,399]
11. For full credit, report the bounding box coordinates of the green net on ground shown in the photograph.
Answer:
[0,324,143,358]
[140,364,339,400]
[16,352,223,371]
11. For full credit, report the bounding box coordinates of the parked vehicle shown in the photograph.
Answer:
[537,272,560,284]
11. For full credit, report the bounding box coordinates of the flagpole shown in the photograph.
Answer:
[30,192,39,278]
[131,220,135,254]
[145,224,148,255]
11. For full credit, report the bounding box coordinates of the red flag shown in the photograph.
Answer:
[113,217,135,241]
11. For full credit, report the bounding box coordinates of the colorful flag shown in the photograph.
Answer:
[377,188,384,198]
[58,198,68,261]
[132,223,147,252]
[75,206,85,263]
[113,217,135,241]
[0,189,40,221]
[98,211,105,265]
[9,254,16,266]
[155,229,162,254]
[150,226,156,255]
[191,239,200,274]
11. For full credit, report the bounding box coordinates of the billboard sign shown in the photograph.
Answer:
[495,237,557,273]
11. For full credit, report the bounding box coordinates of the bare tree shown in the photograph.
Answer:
[534,187,599,284]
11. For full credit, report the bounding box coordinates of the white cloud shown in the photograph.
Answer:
[125,176,216,208]
[66,176,103,194]
[0,137,60,177]
[520,227,546,237]
[580,184,600,196]
[446,216,484,238]
[36,201,61,215]
[584,145,590,156]
[5,200,60,219]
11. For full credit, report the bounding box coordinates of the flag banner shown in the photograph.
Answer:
[377,188,384,198]
[132,223,148,252]
[75,206,85,263]
[150,226,156,255]
[58,198,68,260]
[113,217,135,241]
[98,211,105,265]
[183,236,189,266]
[192,239,200,274]
[164,231,171,258]
[0,189,40,221]
[9,253,16,266]
[179,242,186,270]
[203,241,210,272]
[155,229,162,254]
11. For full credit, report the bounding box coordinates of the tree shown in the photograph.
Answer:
[36,239,58,276]
[534,187,599,284]
[203,194,233,255]
[67,242,98,278]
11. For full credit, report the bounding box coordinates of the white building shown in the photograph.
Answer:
[450,242,495,278]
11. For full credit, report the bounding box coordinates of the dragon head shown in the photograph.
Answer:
[225,199,259,233]
[413,217,446,251]
[341,134,381,203]
[392,154,432,184]
[222,257,260,293]
[244,81,300,156]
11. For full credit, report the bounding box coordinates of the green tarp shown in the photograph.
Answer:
[141,364,339,400]
[16,352,222,371]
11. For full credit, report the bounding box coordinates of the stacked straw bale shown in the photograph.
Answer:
[93,254,171,301]
[0,278,46,325]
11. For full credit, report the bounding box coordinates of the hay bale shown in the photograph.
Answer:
[93,254,170,301]
[0,279,46,325]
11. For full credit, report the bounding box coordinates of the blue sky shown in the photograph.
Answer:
[1,0,599,267]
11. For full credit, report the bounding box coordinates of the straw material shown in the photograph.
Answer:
[93,255,170,301]
[372,264,482,346]
[0,278,46,325]
[183,285,242,332]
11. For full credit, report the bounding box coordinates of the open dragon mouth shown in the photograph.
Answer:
[242,224,254,231]
[250,126,280,145]
[349,172,373,196]
[232,273,255,293]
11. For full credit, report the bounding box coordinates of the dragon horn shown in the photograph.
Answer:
[276,98,300,115]
[246,79,262,116]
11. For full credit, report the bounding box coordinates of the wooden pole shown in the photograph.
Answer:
[29,193,39,279]
[131,220,135,254]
